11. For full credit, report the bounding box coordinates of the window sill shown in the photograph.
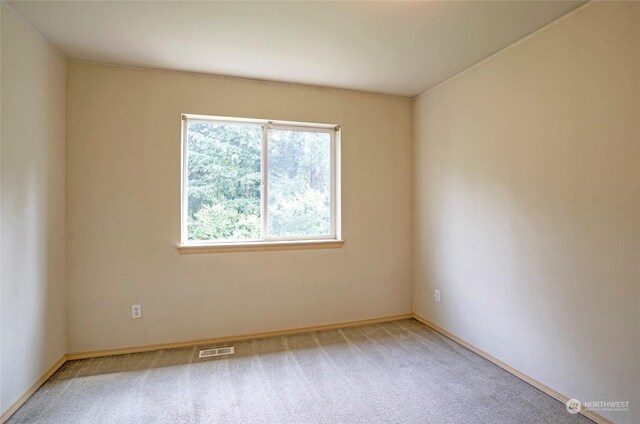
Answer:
[177,239,344,254]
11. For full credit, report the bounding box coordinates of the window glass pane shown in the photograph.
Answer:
[187,122,261,241]
[267,129,331,237]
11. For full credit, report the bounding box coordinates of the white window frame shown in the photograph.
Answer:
[180,114,342,250]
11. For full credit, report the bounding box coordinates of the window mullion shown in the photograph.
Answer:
[181,119,189,245]
[261,125,269,240]
[330,130,336,239]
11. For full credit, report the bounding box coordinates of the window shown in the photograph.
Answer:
[180,114,341,249]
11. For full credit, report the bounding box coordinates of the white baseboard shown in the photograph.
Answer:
[67,313,413,360]
[411,313,613,424]
[0,355,67,424]
[2,314,614,424]
[2,314,412,422]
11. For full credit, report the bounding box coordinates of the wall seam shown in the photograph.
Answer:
[67,59,412,102]
[413,1,593,100]
[0,1,67,60]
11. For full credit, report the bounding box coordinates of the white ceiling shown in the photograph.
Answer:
[8,1,585,97]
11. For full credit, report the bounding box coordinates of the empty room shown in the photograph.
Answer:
[1,1,638,423]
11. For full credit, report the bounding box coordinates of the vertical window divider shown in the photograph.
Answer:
[181,117,189,245]
[260,124,269,240]
[334,127,342,240]
[330,129,337,239]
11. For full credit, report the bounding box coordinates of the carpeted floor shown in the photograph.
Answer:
[8,319,592,423]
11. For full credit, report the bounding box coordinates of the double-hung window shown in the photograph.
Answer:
[180,114,341,250]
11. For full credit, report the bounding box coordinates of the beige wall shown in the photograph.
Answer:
[65,63,413,353]
[4,1,638,421]
[0,3,67,414]
[413,2,639,423]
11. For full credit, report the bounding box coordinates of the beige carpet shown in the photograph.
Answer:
[8,319,592,423]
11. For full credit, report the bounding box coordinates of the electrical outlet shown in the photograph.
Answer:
[435,290,441,303]
[132,304,142,319]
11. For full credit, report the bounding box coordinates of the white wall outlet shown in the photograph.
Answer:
[132,304,142,319]
[435,290,441,303]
